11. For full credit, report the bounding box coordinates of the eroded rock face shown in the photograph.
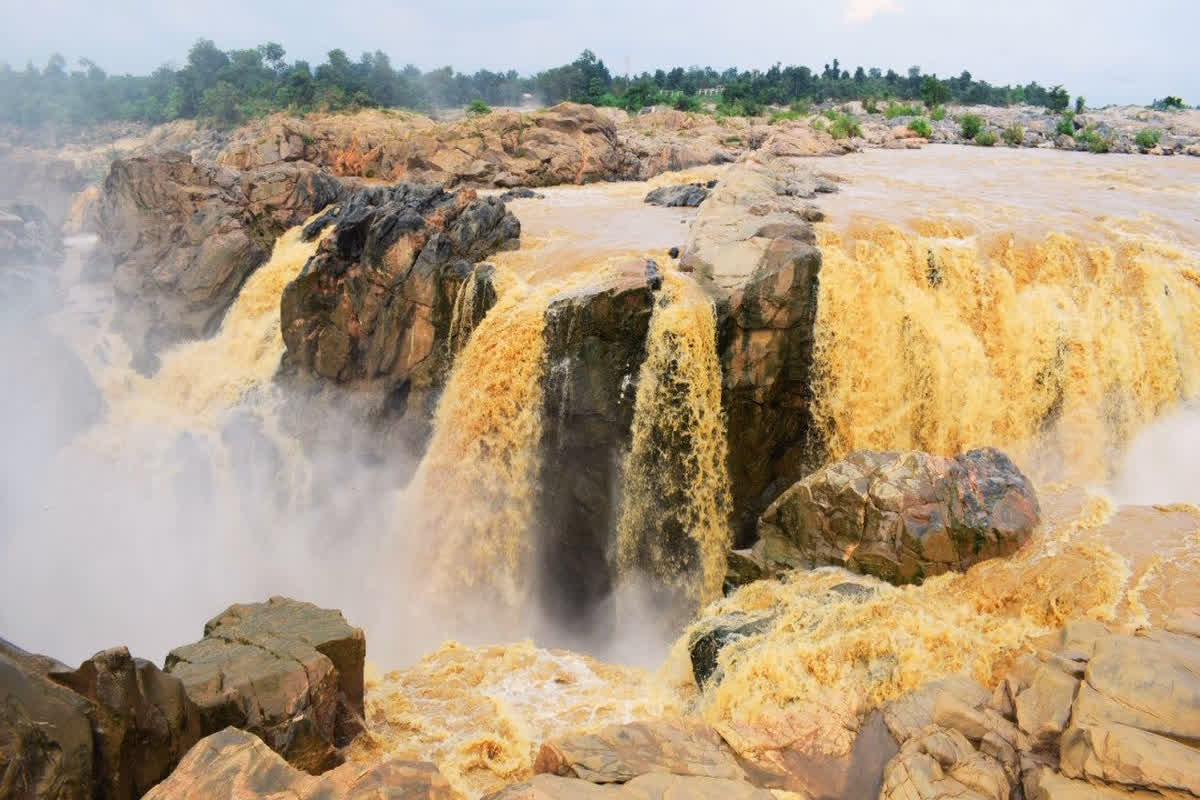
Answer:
[97,152,350,370]
[164,596,366,774]
[754,448,1040,584]
[143,727,453,800]
[0,639,94,800]
[680,138,832,543]
[49,646,204,799]
[536,262,657,624]
[879,610,1200,800]
[279,182,516,442]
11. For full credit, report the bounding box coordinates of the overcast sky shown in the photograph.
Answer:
[0,0,1194,106]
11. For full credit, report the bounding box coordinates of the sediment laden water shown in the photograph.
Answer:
[617,272,732,613]
[812,222,1200,484]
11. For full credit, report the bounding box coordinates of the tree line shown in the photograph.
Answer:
[0,42,1081,127]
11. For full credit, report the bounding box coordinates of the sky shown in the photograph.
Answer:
[0,0,1195,106]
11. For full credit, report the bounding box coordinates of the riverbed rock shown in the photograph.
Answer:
[143,727,453,800]
[754,448,1040,584]
[97,152,350,370]
[163,596,366,774]
[534,720,747,783]
[536,262,656,624]
[644,183,709,207]
[48,646,203,799]
[687,611,775,688]
[484,772,776,800]
[279,182,516,446]
[0,639,94,800]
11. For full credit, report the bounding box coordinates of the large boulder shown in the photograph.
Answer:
[48,646,204,799]
[643,183,709,207]
[143,727,453,800]
[0,639,94,800]
[164,596,366,774]
[97,152,350,370]
[280,182,517,444]
[753,448,1040,584]
[536,261,658,623]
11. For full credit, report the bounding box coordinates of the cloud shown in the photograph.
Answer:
[843,0,903,24]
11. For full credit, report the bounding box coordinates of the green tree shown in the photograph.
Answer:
[921,76,950,108]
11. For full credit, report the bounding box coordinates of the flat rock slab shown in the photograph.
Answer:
[165,596,365,774]
[485,772,776,800]
[534,720,747,783]
[143,727,453,800]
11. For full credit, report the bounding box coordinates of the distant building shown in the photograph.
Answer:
[697,86,724,97]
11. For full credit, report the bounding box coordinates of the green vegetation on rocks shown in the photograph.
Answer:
[885,102,922,119]
[466,99,491,115]
[1002,124,1024,146]
[908,118,932,138]
[960,113,983,139]
[974,129,998,147]
[1055,111,1077,137]
[828,112,863,139]
[1135,128,1163,151]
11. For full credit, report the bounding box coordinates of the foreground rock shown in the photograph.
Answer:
[280,182,518,444]
[485,773,775,800]
[144,727,453,800]
[879,611,1200,799]
[164,596,366,774]
[752,448,1040,584]
[97,152,351,370]
[0,639,94,800]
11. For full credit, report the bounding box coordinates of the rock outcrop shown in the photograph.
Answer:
[279,182,518,444]
[97,152,350,370]
[0,145,89,228]
[644,183,710,207]
[0,639,94,800]
[679,135,831,542]
[878,611,1200,800]
[164,596,366,774]
[0,203,63,306]
[536,261,658,623]
[752,448,1040,584]
[143,727,453,800]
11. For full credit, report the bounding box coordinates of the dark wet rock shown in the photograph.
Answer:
[668,246,680,259]
[0,638,94,800]
[644,183,710,207]
[687,612,775,688]
[49,646,203,799]
[280,182,516,447]
[499,187,545,201]
[143,727,454,800]
[536,261,656,625]
[755,448,1040,584]
[164,596,366,774]
[97,152,351,371]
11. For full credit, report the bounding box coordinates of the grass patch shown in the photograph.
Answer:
[1075,126,1114,153]
[885,102,922,119]
[974,130,998,147]
[769,109,802,124]
[829,112,863,140]
[1054,112,1076,137]
[930,106,946,121]
[467,99,491,115]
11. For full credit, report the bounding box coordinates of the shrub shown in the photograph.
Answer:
[1055,112,1076,137]
[1002,124,1025,146]
[824,108,838,121]
[811,117,827,133]
[885,102,922,119]
[908,118,932,138]
[829,112,863,140]
[1153,96,1185,110]
[1135,128,1163,151]
[769,109,802,124]
[930,106,946,121]
[1075,126,1113,153]
[467,99,491,115]
[974,130,998,147]
[1075,96,1086,114]
[863,97,880,114]
[960,113,984,139]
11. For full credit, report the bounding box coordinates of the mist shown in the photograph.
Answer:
[1111,405,1200,507]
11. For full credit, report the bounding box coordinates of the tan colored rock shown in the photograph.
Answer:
[534,720,746,783]
[1024,767,1165,799]
[143,727,453,799]
[883,677,992,744]
[165,596,365,774]
[1013,660,1078,745]
[1061,721,1200,796]
[484,772,776,800]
